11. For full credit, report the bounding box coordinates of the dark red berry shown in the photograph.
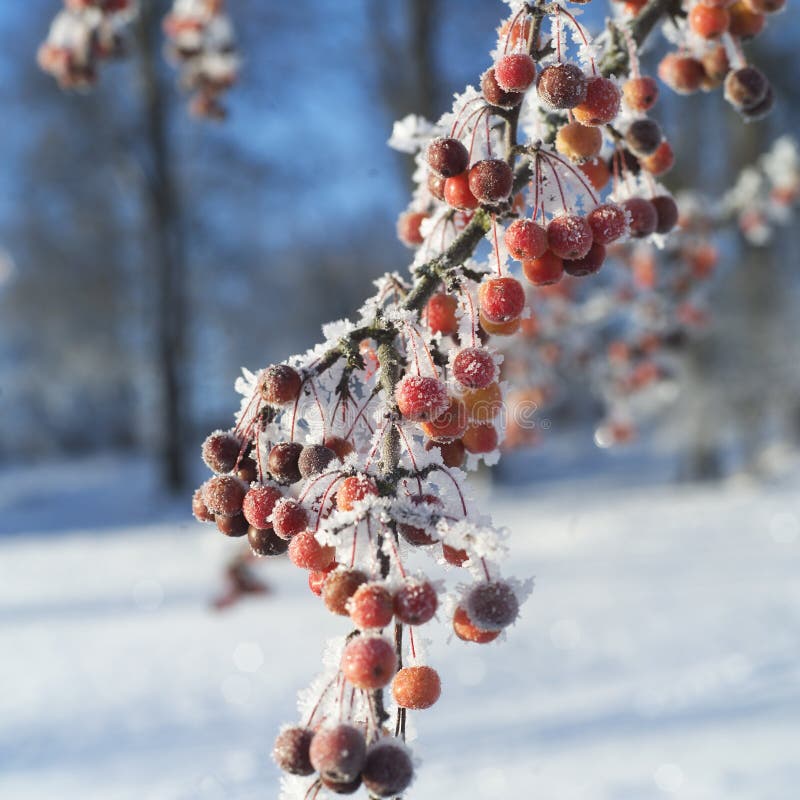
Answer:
[309,724,367,784]
[625,119,663,157]
[394,579,438,625]
[537,63,587,109]
[320,775,362,795]
[481,67,524,108]
[192,486,215,522]
[651,195,679,233]
[260,364,302,405]
[428,171,446,201]
[323,569,368,616]
[587,203,628,245]
[397,494,441,546]
[563,242,606,277]
[424,438,466,468]
[623,197,658,238]
[273,726,315,776]
[724,66,769,111]
[216,513,249,537]
[324,436,354,461]
[203,475,246,517]
[468,159,513,204]
[464,580,520,631]
[248,526,288,556]
[298,444,337,479]
[268,442,303,484]
[362,739,414,798]
[201,430,241,474]
[426,136,470,177]
[740,85,774,120]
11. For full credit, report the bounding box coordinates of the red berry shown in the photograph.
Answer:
[494,53,536,92]
[324,435,355,461]
[547,214,593,260]
[444,172,479,210]
[428,171,446,201]
[362,739,414,798]
[625,119,663,157]
[453,347,496,389]
[640,141,675,176]
[505,219,548,260]
[420,397,468,442]
[323,569,368,616]
[310,724,366,784]
[336,474,379,511]
[443,543,470,566]
[537,63,588,109]
[587,203,628,244]
[465,580,520,631]
[248,526,288,556]
[623,197,658,238]
[453,605,500,643]
[273,726,315,776]
[298,444,337,479]
[320,775,362,795]
[522,251,564,286]
[392,666,441,710]
[260,364,302,405]
[272,498,309,539]
[743,0,783,12]
[288,531,336,570]
[462,422,499,454]
[350,582,395,629]
[729,1,766,36]
[689,3,730,37]
[622,76,659,112]
[396,211,428,247]
[216,513,249,537]
[481,67,524,108]
[424,438,466,468]
[242,485,283,529]
[478,276,525,323]
[236,456,257,483]
[573,75,621,125]
[268,442,303,484]
[397,494,441,546]
[203,475,246,517]
[201,430,241,474]
[395,375,449,422]
[651,195,679,234]
[658,53,704,95]
[426,136,470,177]
[394,579,438,625]
[581,158,612,191]
[192,486,214,522]
[426,293,459,336]
[341,634,397,689]
[564,242,606,277]
[468,159,514,204]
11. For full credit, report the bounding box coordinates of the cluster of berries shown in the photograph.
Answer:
[37,0,134,89]
[162,0,239,119]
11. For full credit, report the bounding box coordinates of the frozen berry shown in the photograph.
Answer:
[392,666,441,710]
[321,776,361,795]
[273,726,314,776]
[272,498,309,539]
[241,485,283,529]
[622,197,658,238]
[310,724,366,784]
[362,739,414,798]
[248,526,288,556]
[689,3,730,37]
[323,569,368,616]
[625,119,662,157]
[426,293,459,336]
[537,63,587,109]
[394,579,438,625]
[424,438,466,468]
[324,436,354,461]
[192,486,214,522]
[556,121,603,163]
[216,513,249,537]
[481,67,524,108]
[462,381,502,422]
[236,456,257,483]
[268,442,303,484]
[640,140,674,176]
[462,422,499,454]
[468,159,513,204]
[395,375,449,422]
[201,430,240,474]
[505,219,548,261]
[203,475,246,517]
[465,580,520,631]
[308,565,335,596]
[426,136,469,178]
[478,276,525,323]
[421,396,468,442]
[336,474,379,511]
[298,444,337,479]
[341,634,397,689]
[587,203,628,244]
[581,157,611,191]
[622,75,659,112]
[453,347,496,389]
[523,251,564,286]
[428,171,447,201]
[288,531,336,570]
[564,242,606,276]
[495,53,536,92]
[260,364,302,405]
[397,211,428,247]
[350,582,394,629]
[547,214,593,260]
[573,75,621,125]
[651,195,679,233]
[444,172,479,210]
[658,53,704,94]
[724,66,768,110]
[397,493,441,546]
[443,543,470,566]
[453,605,500,643]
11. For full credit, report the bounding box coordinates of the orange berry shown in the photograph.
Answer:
[453,605,500,643]
[392,666,442,710]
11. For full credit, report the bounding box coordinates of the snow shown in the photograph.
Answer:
[1,457,798,799]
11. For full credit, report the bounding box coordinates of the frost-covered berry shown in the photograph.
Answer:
[468,159,513,204]
[323,569,368,616]
[462,382,502,422]
[478,276,525,323]
[522,251,564,286]
[443,543,469,566]
[622,198,658,238]
[310,724,367,784]
[480,312,521,337]
[268,442,303,485]
[397,493,440,546]
[308,565,334,596]
[203,475,246,517]
[651,195,679,234]
[320,775,362,795]
[724,66,769,111]
[242,485,282,529]
[288,531,336,570]
[341,634,397,689]
[392,666,441,710]
[547,215,593,260]
[248,526,288,556]
[260,364,302,405]
[427,136,470,178]
[236,456,258,484]
[462,422,499,454]
[395,375,449,422]
[216,513,249,537]
[640,141,674,176]
[426,293,459,336]
[537,63,587,109]
[587,203,628,245]
[192,486,215,522]
[272,498,309,539]
[556,121,603,163]
[581,157,612,191]
[622,75,659,112]
[428,171,447,201]
[397,211,428,247]
[505,219,548,261]
[420,397,468,442]
[689,3,730,38]
[573,76,621,126]
[298,444,337,479]
[201,430,240,474]
[336,474,379,511]
[466,580,519,631]
[273,725,315,776]
[625,119,663,157]
[324,435,354,461]
[494,53,536,92]
[424,438,466,468]
[481,67,524,108]
[444,172,479,210]
[658,53,704,95]
[394,579,438,625]
[349,582,394,629]
[453,605,500,643]
[453,347,496,389]
[564,242,606,277]
[362,739,414,798]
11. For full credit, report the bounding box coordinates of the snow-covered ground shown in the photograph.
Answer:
[1,458,798,800]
